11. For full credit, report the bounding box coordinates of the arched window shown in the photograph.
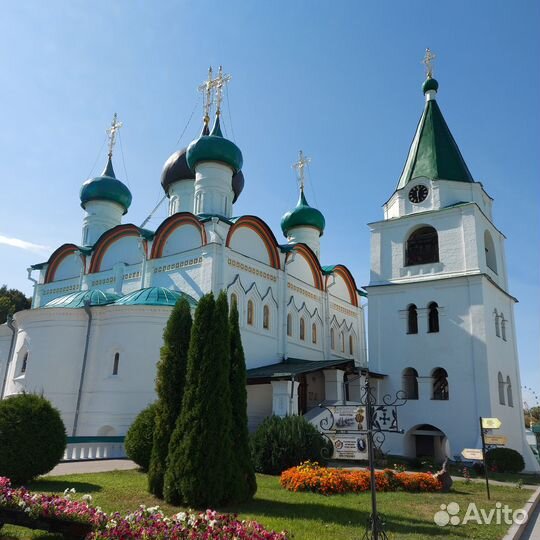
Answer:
[230,293,238,308]
[113,353,120,375]
[349,335,354,355]
[407,304,418,334]
[247,300,254,326]
[494,310,500,337]
[299,318,305,341]
[21,352,28,374]
[340,332,345,352]
[287,313,292,336]
[506,376,513,407]
[312,323,317,344]
[432,368,449,400]
[402,368,419,400]
[405,226,439,266]
[263,305,270,330]
[484,230,498,274]
[330,328,335,350]
[498,372,505,405]
[501,316,507,341]
[428,302,439,333]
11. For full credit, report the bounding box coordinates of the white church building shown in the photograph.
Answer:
[0,62,537,472]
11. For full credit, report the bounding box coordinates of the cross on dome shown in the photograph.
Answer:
[198,66,215,125]
[106,113,123,158]
[197,65,232,124]
[292,150,311,191]
[422,48,436,78]
[213,65,232,116]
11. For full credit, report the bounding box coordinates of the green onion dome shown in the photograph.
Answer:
[422,77,439,94]
[80,157,132,215]
[281,190,326,237]
[44,289,121,308]
[113,287,197,308]
[186,116,243,174]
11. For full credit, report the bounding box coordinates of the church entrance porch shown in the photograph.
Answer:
[404,423,449,462]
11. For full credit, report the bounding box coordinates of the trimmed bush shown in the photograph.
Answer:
[0,393,66,483]
[486,447,525,473]
[251,415,329,475]
[125,402,157,471]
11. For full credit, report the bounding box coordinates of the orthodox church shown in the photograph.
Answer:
[0,59,537,472]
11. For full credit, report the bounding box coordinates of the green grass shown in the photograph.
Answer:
[0,469,533,540]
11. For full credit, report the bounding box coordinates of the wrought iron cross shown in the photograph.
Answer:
[106,113,122,158]
[213,65,232,116]
[292,150,311,191]
[422,48,436,78]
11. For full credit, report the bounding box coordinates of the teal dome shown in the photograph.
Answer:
[44,289,122,308]
[422,77,439,94]
[186,116,243,174]
[281,190,326,237]
[113,287,197,308]
[80,157,132,214]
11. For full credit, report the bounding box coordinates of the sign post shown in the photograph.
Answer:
[479,416,501,501]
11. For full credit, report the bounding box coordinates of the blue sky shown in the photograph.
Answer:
[0,1,538,400]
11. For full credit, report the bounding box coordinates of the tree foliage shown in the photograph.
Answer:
[485,447,525,473]
[0,285,31,324]
[125,402,157,471]
[148,298,192,498]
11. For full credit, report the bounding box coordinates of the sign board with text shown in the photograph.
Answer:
[330,434,369,460]
[461,448,484,460]
[481,418,502,430]
[484,435,507,446]
[325,406,366,431]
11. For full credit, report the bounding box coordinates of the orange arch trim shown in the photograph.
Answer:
[226,216,281,269]
[288,243,324,290]
[326,265,359,307]
[150,213,207,259]
[44,244,80,283]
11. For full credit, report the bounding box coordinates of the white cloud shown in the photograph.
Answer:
[0,234,50,254]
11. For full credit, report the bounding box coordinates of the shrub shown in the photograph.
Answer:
[0,393,66,484]
[125,402,157,471]
[486,448,525,473]
[251,415,329,475]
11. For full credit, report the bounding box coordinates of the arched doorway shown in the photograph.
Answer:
[404,424,449,462]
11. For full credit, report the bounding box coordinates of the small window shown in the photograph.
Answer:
[349,335,354,355]
[428,302,439,333]
[340,332,345,352]
[263,305,270,330]
[247,300,254,326]
[506,376,513,407]
[403,368,419,400]
[494,310,500,337]
[432,367,449,400]
[501,316,507,341]
[312,323,317,344]
[498,372,505,405]
[287,314,292,337]
[300,318,305,341]
[330,328,335,350]
[113,353,120,375]
[484,230,498,274]
[230,293,238,308]
[21,352,28,374]
[405,226,439,266]
[407,304,418,334]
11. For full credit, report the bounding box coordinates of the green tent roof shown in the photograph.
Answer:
[113,287,197,307]
[44,289,121,308]
[397,79,474,190]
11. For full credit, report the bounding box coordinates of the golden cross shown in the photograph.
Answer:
[198,66,214,124]
[292,150,311,191]
[422,48,436,78]
[106,113,123,158]
[213,65,232,116]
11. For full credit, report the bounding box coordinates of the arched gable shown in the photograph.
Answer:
[226,216,280,269]
[286,243,323,290]
[325,265,358,307]
[151,213,206,259]
[89,225,144,273]
[44,244,82,283]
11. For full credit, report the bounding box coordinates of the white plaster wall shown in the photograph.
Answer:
[37,276,81,307]
[193,162,234,217]
[54,254,83,281]
[0,324,14,397]
[228,227,271,266]
[168,180,195,214]
[82,200,124,246]
[247,383,272,431]
[99,236,142,271]
[161,224,202,257]
[286,227,321,259]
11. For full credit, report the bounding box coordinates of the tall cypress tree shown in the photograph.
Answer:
[147,297,192,498]
[228,300,257,501]
[164,292,233,506]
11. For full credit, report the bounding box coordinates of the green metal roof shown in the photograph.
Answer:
[186,115,243,173]
[397,79,474,190]
[281,190,326,237]
[113,287,197,307]
[80,157,133,214]
[247,358,354,381]
[44,289,121,308]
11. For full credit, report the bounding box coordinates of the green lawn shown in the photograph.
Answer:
[0,469,533,540]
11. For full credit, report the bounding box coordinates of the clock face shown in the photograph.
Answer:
[408,184,429,204]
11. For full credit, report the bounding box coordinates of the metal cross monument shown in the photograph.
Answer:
[106,113,122,158]
[292,150,311,191]
[422,48,436,78]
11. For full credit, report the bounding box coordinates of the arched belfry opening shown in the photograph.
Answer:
[404,424,448,462]
[405,226,439,266]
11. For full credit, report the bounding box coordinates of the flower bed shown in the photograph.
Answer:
[0,477,288,539]
[280,461,442,495]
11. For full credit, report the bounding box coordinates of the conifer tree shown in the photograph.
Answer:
[147,297,192,498]
[228,300,257,501]
[164,292,233,506]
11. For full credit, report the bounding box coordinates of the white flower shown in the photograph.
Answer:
[82,494,93,503]
[175,512,187,521]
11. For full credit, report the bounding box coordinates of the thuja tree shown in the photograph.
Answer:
[164,292,233,506]
[228,300,257,501]
[147,298,192,497]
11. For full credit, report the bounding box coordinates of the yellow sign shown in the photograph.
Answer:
[484,435,507,446]
[481,417,502,429]
[461,448,484,460]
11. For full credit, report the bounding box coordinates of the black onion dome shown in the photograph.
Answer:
[232,170,244,203]
[160,148,195,193]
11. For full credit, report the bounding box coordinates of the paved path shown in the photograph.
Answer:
[47,459,138,476]
[520,500,540,540]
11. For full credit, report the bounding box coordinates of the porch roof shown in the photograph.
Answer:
[247,358,355,382]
